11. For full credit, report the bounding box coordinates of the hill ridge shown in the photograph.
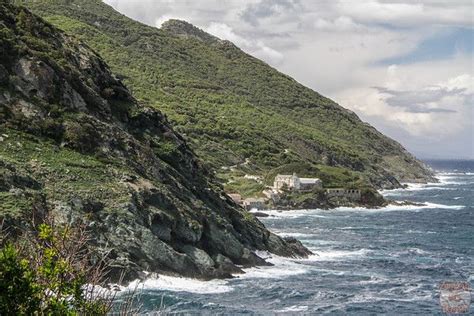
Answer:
[19,0,435,193]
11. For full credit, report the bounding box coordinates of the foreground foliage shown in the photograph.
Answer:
[0,222,110,315]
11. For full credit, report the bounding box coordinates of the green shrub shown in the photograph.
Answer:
[0,222,111,315]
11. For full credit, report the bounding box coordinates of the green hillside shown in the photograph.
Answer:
[19,0,434,190]
[0,2,310,280]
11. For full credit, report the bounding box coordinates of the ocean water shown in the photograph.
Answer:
[124,160,473,315]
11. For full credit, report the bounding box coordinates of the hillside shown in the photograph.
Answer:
[0,2,310,281]
[19,0,435,192]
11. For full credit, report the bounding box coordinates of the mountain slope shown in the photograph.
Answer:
[19,0,435,191]
[0,2,309,281]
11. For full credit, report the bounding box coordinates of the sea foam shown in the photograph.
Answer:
[124,275,233,294]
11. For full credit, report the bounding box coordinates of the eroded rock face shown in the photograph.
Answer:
[0,3,310,282]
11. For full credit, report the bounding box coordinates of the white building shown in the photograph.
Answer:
[274,173,301,190]
[273,173,322,192]
[299,178,322,191]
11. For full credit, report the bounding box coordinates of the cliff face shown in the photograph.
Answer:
[0,3,310,282]
[20,0,435,190]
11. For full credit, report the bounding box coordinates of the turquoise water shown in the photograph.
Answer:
[129,160,473,315]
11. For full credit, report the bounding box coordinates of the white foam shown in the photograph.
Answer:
[274,232,315,238]
[306,248,371,261]
[437,175,468,185]
[437,172,474,176]
[125,274,233,294]
[251,209,326,219]
[392,248,430,257]
[380,173,471,195]
[258,202,465,220]
[120,252,320,293]
[276,305,309,312]
[334,202,465,212]
[238,252,313,279]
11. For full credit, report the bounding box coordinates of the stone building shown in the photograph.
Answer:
[299,178,322,191]
[273,173,322,191]
[326,188,361,200]
[274,173,301,190]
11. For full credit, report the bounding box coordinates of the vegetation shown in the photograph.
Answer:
[1,1,311,283]
[18,0,434,193]
[0,221,111,315]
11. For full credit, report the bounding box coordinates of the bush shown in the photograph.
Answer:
[0,221,112,315]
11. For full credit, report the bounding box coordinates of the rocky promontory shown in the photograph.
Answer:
[0,3,310,282]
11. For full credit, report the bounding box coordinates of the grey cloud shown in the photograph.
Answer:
[240,0,301,26]
[373,86,471,113]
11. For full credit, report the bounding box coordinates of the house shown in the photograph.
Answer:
[299,178,322,191]
[228,193,242,205]
[326,188,361,200]
[273,173,301,190]
[273,173,322,192]
[243,198,266,210]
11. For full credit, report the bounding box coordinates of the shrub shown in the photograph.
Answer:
[0,221,112,315]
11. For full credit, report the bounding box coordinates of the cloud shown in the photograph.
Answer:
[240,0,301,26]
[314,16,365,32]
[206,22,250,47]
[337,0,473,27]
[206,22,284,64]
[372,86,471,113]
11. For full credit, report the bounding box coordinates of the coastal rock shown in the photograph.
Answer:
[0,3,310,283]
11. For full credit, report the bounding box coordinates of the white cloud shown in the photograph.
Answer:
[337,0,473,27]
[206,22,284,65]
[314,16,366,32]
[206,22,250,47]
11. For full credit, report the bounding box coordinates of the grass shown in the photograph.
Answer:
[0,129,130,213]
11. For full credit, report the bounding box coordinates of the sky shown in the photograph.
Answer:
[103,0,474,159]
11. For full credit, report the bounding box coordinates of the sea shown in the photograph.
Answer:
[121,160,473,315]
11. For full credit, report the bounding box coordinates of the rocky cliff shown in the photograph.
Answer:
[0,3,310,282]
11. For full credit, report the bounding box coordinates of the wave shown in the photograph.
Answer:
[276,305,309,313]
[274,232,315,238]
[380,185,456,196]
[334,202,465,213]
[259,202,465,220]
[381,172,473,196]
[117,252,316,295]
[124,275,233,294]
[239,252,314,279]
[436,172,474,176]
[306,248,371,261]
[391,247,430,257]
[252,209,327,219]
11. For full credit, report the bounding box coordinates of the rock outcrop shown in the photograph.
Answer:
[0,3,310,282]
